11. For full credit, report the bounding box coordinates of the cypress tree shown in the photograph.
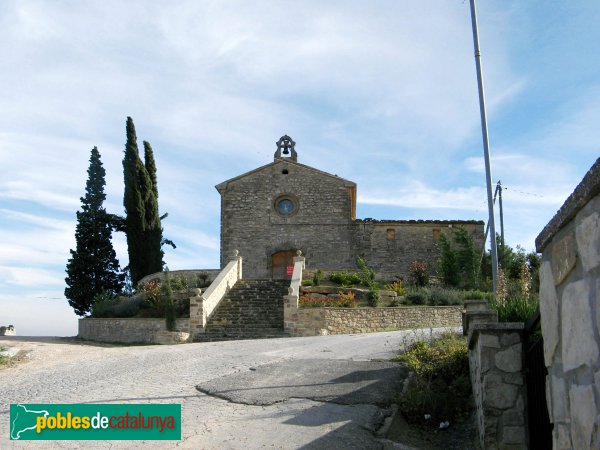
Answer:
[122,118,164,286]
[65,147,125,316]
[142,140,164,272]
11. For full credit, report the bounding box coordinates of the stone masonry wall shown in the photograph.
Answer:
[468,323,528,449]
[355,220,484,279]
[285,306,462,337]
[535,157,600,449]
[78,318,189,344]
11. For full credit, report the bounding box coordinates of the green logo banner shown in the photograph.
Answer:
[10,404,181,440]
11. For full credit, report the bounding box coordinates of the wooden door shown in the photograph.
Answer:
[272,250,296,279]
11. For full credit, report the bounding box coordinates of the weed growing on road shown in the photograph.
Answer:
[0,346,8,365]
[393,333,472,428]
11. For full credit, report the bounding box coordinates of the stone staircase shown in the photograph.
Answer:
[194,279,290,342]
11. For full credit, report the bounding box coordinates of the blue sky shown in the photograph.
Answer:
[1,1,598,336]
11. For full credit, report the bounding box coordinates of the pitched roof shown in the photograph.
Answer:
[215,158,356,193]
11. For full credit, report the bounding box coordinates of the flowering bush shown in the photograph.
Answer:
[387,280,406,297]
[140,279,161,305]
[409,261,429,287]
[299,293,356,308]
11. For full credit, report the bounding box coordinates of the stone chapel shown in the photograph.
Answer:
[216,135,484,280]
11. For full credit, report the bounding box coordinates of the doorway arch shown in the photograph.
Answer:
[271,250,296,279]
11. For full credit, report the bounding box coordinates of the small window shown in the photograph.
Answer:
[433,229,440,241]
[387,229,396,241]
[282,169,289,174]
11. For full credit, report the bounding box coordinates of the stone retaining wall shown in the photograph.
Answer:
[535,157,600,449]
[78,318,190,344]
[285,305,462,337]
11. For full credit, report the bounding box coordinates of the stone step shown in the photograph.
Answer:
[194,278,289,343]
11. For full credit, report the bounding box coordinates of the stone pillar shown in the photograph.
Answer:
[468,323,528,449]
[188,288,204,337]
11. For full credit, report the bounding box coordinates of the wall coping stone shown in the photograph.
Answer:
[536,156,600,252]
[355,219,484,225]
[468,322,525,349]
[464,299,490,311]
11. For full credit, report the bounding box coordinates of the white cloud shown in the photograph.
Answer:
[0,266,64,287]
[359,182,486,211]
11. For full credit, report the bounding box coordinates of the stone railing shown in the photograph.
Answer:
[283,252,305,333]
[535,157,600,449]
[189,250,243,339]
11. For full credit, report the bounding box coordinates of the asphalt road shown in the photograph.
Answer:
[0,328,455,449]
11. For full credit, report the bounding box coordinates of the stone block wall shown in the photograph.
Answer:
[285,306,462,337]
[535,157,600,449]
[355,220,485,279]
[78,318,189,344]
[468,323,528,449]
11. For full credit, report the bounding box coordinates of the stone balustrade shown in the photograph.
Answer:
[189,251,243,339]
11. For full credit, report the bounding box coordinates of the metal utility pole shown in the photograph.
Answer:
[469,0,499,293]
[498,180,505,255]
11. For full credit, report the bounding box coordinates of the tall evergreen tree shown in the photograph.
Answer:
[123,117,163,286]
[142,140,164,270]
[65,147,125,316]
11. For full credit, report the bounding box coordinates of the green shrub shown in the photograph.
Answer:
[429,286,461,306]
[405,289,428,305]
[489,295,538,323]
[169,275,188,291]
[313,269,324,286]
[356,256,376,287]
[91,293,145,318]
[394,333,472,426]
[329,270,362,287]
[366,288,380,307]
[162,272,175,331]
[301,279,313,286]
[460,289,494,301]
[0,347,8,365]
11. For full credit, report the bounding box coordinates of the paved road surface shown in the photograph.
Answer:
[1,329,454,449]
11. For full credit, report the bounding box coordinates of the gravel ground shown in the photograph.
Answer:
[0,328,459,449]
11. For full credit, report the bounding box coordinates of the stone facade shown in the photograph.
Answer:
[78,318,189,344]
[217,137,484,279]
[535,157,600,449]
